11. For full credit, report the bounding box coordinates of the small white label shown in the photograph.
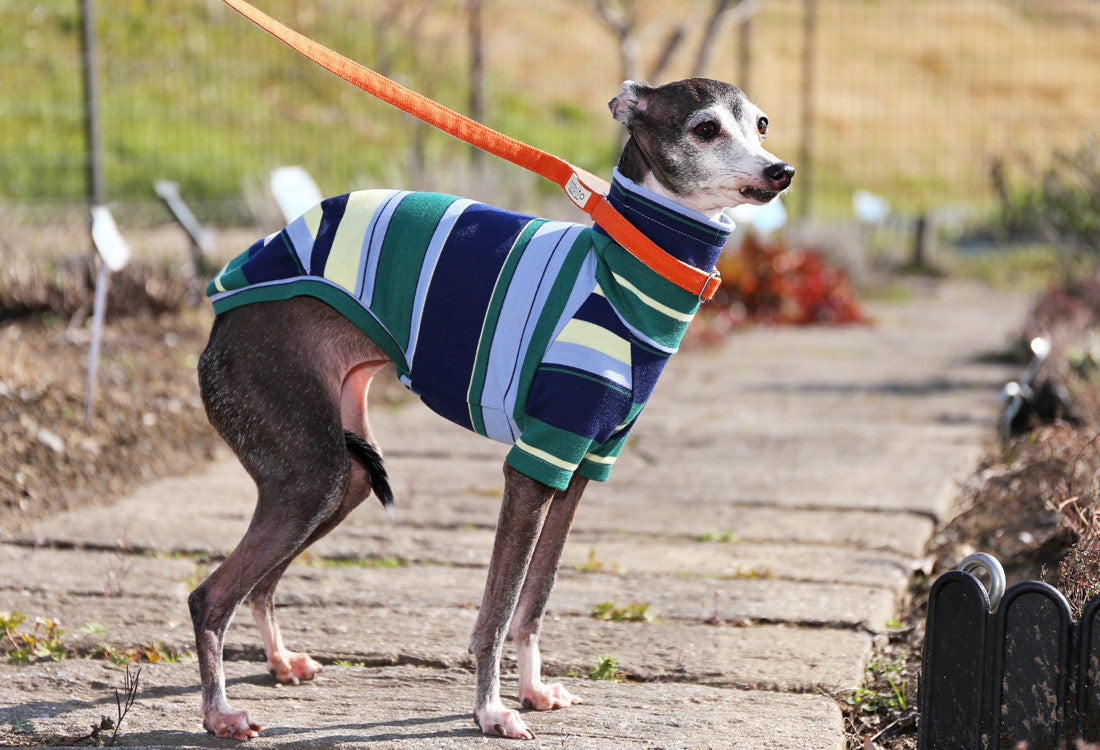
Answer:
[90,205,131,272]
[565,172,593,209]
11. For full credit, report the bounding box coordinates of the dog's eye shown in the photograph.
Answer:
[692,120,719,140]
[757,116,769,137]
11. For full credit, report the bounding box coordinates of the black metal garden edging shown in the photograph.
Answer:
[919,553,1100,749]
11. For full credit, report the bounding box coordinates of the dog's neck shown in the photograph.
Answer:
[616,136,727,223]
[595,168,732,275]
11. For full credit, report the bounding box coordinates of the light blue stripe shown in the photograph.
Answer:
[476,222,586,441]
[607,307,678,354]
[358,190,410,308]
[405,198,477,369]
[611,167,735,233]
[480,405,517,445]
[544,251,599,352]
[285,218,314,272]
[543,340,632,389]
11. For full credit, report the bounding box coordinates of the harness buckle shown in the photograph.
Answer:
[699,269,722,301]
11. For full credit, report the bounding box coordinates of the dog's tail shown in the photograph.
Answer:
[344,431,394,514]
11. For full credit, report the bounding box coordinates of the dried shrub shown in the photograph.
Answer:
[700,232,868,335]
[0,256,193,323]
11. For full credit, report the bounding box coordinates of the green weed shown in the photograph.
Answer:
[847,657,910,714]
[590,601,655,623]
[587,655,624,682]
[297,551,407,568]
[695,530,740,543]
[573,547,621,574]
[8,715,35,734]
[2,611,67,663]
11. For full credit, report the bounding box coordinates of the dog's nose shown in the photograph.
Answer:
[764,162,795,190]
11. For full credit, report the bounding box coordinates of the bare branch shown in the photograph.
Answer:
[694,0,762,77]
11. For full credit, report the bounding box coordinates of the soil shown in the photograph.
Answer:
[0,309,223,535]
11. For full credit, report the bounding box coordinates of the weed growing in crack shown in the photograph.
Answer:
[695,530,741,543]
[70,664,141,747]
[7,715,35,734]
[590,601,656,623]
[2,611,67,663]
[573,547,621,574]
[846,656,910,715]
[587,655,624,681]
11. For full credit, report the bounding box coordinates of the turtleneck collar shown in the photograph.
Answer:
[592,167,734,273]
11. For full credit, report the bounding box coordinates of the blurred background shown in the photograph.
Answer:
[2,0,1098,243]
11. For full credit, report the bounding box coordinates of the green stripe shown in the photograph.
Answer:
[467,218,545,435]
[506,417,596,490]
[592,233,701,352]
[205,248,250,296]
[211,280,409,375]
[511,230,593,424]
[369,193,459,352]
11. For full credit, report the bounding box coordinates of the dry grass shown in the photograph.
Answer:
[486,0,1100,213]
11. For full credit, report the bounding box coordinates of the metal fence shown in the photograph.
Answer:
[2,0,1099,234]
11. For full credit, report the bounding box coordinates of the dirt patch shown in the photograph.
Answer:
[0,310,224,534]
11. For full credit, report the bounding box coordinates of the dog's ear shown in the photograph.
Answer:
[609,81,653,126]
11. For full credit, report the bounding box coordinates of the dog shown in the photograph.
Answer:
[191,77,793,740]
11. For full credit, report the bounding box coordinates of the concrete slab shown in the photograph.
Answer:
[9,456,938,558]
[0,661,845,749]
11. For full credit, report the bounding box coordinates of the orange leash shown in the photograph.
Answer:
[221,0,721,300]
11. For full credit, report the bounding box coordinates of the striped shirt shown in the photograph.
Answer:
[207,169,732,490]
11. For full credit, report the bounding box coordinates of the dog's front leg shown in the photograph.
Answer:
[510,473,586,711]
[470,464,555,739]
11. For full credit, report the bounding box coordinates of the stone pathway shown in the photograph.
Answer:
[0,281,1028,748]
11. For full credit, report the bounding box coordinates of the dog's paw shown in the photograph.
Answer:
[520,681,582,711]
[204,708,262,741]
[269,651,323,685]
[474,704,535,740]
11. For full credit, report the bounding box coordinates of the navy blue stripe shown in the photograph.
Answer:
[629,341,669,404]
[308,193,350,274]
[573,292,630,334]
[408,204,530,420]
[240,235,303,285]
[526,368,632,442]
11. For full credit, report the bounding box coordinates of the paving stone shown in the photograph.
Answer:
[0,661,845,749]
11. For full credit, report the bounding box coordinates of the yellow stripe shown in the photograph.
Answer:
[322,191,390,292]
[515,439,579,471]
[611,272,693,322]
[555,319,631,364]
[583,452,617,465]
[303,202,323,238]
[214,273,226,293]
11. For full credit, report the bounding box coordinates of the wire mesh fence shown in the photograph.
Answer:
[1,0,1098,236]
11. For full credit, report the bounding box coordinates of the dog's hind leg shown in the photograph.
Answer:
[191,300,389,740]
[247,363,390,686]
[509,474,587,711]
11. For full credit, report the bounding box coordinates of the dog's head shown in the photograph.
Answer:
[610,78,794,215]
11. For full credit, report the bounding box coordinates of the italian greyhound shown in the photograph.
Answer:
[191,77,793,741]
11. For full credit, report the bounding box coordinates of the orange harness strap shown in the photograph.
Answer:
[221,0,721,300]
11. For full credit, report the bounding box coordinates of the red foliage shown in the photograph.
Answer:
[704,232,869,328]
